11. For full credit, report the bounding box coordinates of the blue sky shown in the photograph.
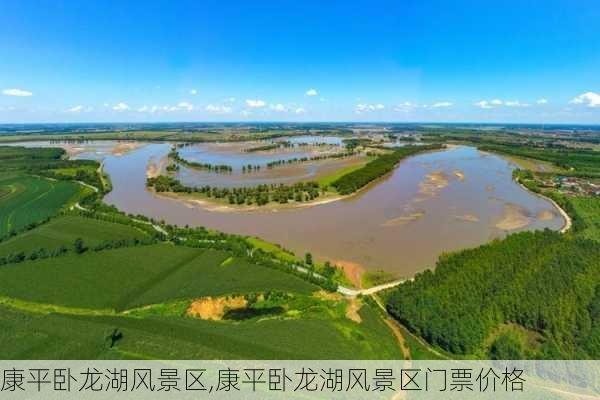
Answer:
[1,0,599,123]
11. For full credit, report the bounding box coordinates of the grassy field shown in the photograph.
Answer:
[0,174,81,237]
[0,215,149,255]
[570,197,600,241]
[0,244,318,310]
[246,236,300,263]
[0,300,402,359]
[317,157,373,187]
[0,241,403,359]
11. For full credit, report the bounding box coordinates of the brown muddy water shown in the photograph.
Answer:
[9,141,566,277]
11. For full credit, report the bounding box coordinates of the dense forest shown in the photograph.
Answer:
[331,144,441,194]
[387,230,600,358]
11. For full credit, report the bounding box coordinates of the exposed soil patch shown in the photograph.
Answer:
[418,171,450,198]
[453,170,465,181]
[336,259,364,289]
[381,211,425,226]
[345,298,362,323]
[495,203,531,230]
[112,142,143,156]
[187,296,247,320]
[454,214,479,222]
[537,209,555,221]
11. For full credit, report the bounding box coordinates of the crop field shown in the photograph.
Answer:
[0,244,318,310]
[0,174,81,237]
[0,300,402,359]
[0,215,150,255]
[0,240,402,360]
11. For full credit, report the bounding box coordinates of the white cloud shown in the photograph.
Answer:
[355,103,385,114]
[189,89,198,95]
[570,92,600,108]
[177,101,194,111]
[295,107,306,114]
[2,88,33,97]
[306,88,318,96]
[475,100,493,109]
[431,101,453,108]
[490,99,503,106]
[205,104,232,114]
[150,105,159,113]
[137,105,149,112]
[67,105,83,113]
[113,102,130,111]
[505,100,529,107]
[245,99,266,108]
[394,102,415,112]
[270,103,287,112]
[536,98,548,104]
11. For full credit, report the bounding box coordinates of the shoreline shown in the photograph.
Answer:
[480,148,572,234]
[515,179,572,233]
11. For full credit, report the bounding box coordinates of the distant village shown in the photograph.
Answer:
[541,176,600,196]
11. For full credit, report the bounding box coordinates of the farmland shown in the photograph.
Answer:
[0,174,81,238]
[0,215,150,255]
[0,242,404,359]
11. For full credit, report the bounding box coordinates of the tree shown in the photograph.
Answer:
[305,252,313,266]
[73,238,87,254]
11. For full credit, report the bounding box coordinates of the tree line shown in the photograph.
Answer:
[332,145,441,194]
[147,175,322,206]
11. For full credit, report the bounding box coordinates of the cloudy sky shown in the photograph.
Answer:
[1,0,599,123]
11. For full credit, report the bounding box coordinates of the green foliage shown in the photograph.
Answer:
[480,143,600,175]
[332,145,441,194]
[0,303,402,360]
[0,174,80,239]
[0,215,150,255]
[147,175,322,206]
[489,332,524,360]
[387,230,600,358]
[570,197,600,241]
[169,148,233,173]
[0,245,318,311]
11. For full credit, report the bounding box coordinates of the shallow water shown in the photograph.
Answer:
[98,143,564,277]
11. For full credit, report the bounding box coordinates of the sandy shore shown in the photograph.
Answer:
[155,190,346,213]
[515,179,572,233]
[112,142,144,156]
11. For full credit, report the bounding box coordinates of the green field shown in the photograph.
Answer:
[570,197,600,241]
[0,300,402,359]
[0,244,318,311]
[0,242,403,359]
[0,215,149,255]
[0,174,81,237]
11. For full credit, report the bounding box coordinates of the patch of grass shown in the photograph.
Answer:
[247,236,300,263]
[0,215,149,255]
[570,197,600,241]
[361,270,398,288]
[0,244,318,311]
[0,298,403,359]
[317,157,373,187]
[0,174,81,237]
